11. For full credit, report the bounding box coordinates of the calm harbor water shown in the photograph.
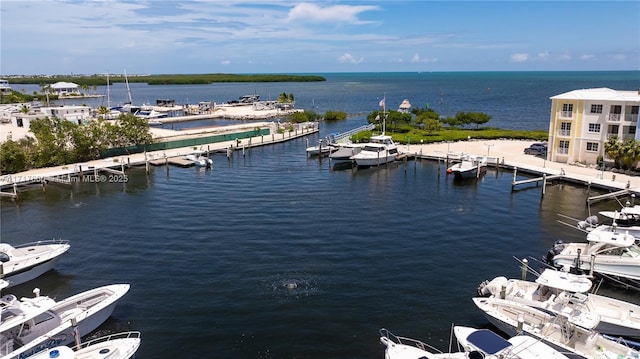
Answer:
[2,72,640,358]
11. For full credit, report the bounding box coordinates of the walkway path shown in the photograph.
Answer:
[401,139,638,193]
[0,122,318,194]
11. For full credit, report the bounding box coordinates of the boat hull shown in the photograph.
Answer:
[472,297,640,359]
[0,241,70,288]
[8,284,130,359]
[27,331,141,359]
[3,255,64,288]
[451,167,486,179]
[552,253,640,282]
[352,154,396,167]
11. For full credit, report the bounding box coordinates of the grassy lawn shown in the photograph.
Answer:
[351,126,548,144]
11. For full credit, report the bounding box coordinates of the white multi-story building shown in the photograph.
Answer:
[10,105,92,129]
[548,88,640,165]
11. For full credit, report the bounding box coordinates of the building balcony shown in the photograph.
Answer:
[557,130,571,137]
[560,111,573,119]
[607,114,621,122]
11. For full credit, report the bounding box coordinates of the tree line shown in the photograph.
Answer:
[7,74,327,87]
[1,114,153,174]
[366,107,492,134]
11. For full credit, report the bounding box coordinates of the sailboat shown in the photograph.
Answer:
[121,69,140,114]
[98,73,122,120]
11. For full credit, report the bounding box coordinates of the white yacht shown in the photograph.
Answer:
[350,134,399,167]
[472,296,640,359]
[0,240,70,288]
[477,269,640,339]
[546,230,640,285]
[379,327,477,359]
[379,326,570,359]
[0,284,130,359]
[27,331,141,359]
[453,326,570,359]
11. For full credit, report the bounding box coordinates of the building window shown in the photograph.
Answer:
[608,125,619,134]
[632,106,639,115]
[586,142,599,152]
[559,140,569,154]
[611,105,622,114]
[629,126,636,134]
[561,103,573,118]
[590,104,603,114]
[559,122,571,136]
[588,123,601,133]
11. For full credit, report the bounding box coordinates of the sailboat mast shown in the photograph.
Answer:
[124,69,132,104]
[106,72,111,108]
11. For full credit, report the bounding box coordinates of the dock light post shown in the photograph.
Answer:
[484,143,493,157]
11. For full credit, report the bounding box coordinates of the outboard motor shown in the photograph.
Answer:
[545,240,564,265]
[577,215,598,230]
[476,276,508,296]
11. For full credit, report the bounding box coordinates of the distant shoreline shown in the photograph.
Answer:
[4,74,327,86]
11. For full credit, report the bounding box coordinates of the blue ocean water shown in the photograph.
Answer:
[2,72,640,358]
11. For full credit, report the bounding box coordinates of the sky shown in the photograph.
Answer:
[1,1,639,75]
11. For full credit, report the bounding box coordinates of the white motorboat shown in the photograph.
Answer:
[546,230,640,285]
[0,284,130,359]
[184,150,213,168]
[380,326,569,359]
[599,205,640,226]
[0,240,70,288]
[446,155,487,179]
[472,296,640,359]
[328,143,363,165]
[27,331,141,359]
[453,326,570,359]
[135,109,167,121]
[350,134,399,167]
[477,269,640,339]
[306,136,338,157]
[379,328,476,359]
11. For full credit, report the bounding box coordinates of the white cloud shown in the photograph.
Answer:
[558,53,572,61]
[338,53,364,64]
[537,51,550,60]
[510,53,529,62]
[608,54,626,61]
[411,53,437,64]
[221,60,231,65]
[580,54,595,60]
[287,3,379,24]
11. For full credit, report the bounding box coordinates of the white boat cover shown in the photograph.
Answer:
[534,270,592,293]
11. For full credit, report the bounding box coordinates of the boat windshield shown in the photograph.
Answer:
[622,244,640,257]
[363,146,383,152]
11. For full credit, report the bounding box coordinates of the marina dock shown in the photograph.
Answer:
[0,122,319,198]
[401,139,640,198]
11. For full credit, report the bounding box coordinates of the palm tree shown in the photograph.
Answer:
[620,138,640,170]
[604,136,622,167]
[96,105,110,119]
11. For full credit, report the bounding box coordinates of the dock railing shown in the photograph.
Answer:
[333,124,375,143]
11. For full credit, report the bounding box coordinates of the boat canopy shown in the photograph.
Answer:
[535,270,592,293]
[586,230,635,247]
[466,329,511,355]
[0,295,57,332]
